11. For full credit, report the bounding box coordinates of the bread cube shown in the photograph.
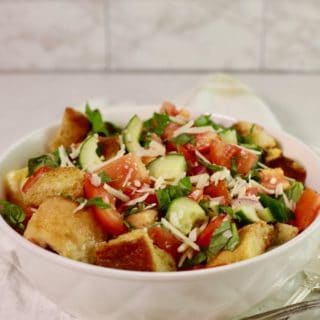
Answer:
[207,221,274,268]
[273,223,299,245]
[24,197,105,263]
[95,229,176,272]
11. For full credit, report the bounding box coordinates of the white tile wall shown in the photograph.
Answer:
[0,0,318,72]
[109,0,263,70]
[264,0,320,71]
[0,1,106,71]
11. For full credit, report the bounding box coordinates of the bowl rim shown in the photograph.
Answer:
[1,106,320,282]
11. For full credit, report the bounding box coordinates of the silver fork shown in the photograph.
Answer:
[240,299,320,320]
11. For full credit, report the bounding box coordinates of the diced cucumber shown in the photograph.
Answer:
[123,115,143,153]
[79,135,102,171]
[235,206,260,224]
[166,197,207,234]
[259,194,289,223]
[147,154,187,181]
[219,129,238,144]
[257,208,275,223]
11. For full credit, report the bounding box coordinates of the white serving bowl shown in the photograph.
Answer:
[1,106,320,320]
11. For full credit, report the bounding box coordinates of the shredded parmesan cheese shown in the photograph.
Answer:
[124,193,149,207]
[161,218,200,251]
[69,143,82,159]
[190,173,210,189]
[122,168,133,187]
[210,168,231,185]
[169,115,188,125]
[58,146,74,168]
[73,200,87,214]
[135,140,166,157]
[103,183,130,202]
[90,173,102,187]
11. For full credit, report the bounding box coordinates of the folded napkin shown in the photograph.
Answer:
[0,74,309,320]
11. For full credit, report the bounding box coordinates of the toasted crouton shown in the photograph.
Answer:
[24,197,105,263]
[273,223,299,245]
[49,107,90,152]
[207,221,274,268]
[234,121,277,150]
[99,136,120,160]
[95,229,176,271]
[23,167,84,207]
[126,210,158,229]
[5,167,28,207]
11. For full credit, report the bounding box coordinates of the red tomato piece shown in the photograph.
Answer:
[197,215,226,248]
[209,139,258,176]
[195,132,217,151]
[294,188,320,231]
[204,181,230,205]
[177,145,197,165]
[97,153,149,191]
[22,166,51,193]
[84,174,127,236]
[148,226,182,261]
[188,165,207,176]
[144,193,158,206]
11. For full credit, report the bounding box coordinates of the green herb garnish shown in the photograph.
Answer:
[156,177,192,212]
[172,133,195,145]
[27,150,60,176]
[194,114,223,131]
[98,172,112,184]
[259,193,290,223]
[85,104,109,136]
[0,200,26,231]
[75,197,110,209]
[197,157,224,172]
[143,113,171,136]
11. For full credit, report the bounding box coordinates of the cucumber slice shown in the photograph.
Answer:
[147,154,187,181]
[79,135,102,171]
[123,115,143,153]
[235,206,260,224]
[257,208,275,223]
[166,197,207,234]
[219,129,238,144]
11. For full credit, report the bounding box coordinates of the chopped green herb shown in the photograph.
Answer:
[286,182,304,202]
[207,220,239,259]
[197,157,224,172]
[143,113,171,136]
[85,104,109,136]
[231,158,238,177]
[156,177,192,212]
[27,151,60,176]
[218,206,235,218]
[183,251,207,267]
[75,197,110,209]
[172,133,195,145]
[0,200,25,231]
[259,193,290,223]
[124,203,146,216]
[98,172,112,184]
[194,115,222,130]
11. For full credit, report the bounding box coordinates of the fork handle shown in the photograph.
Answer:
[284,286,312,306]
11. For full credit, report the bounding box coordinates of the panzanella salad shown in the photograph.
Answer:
[2,102,320,272]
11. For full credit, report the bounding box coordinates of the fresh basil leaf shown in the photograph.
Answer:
[207,221,231,259]
[231,158,238,177]
[98,172,112,184]
[85,104,109,136]
[183,251,207,267]
[286,182,304,202]
[143,113,171,136]
[197,157,224,172]
[194,114,223,130]
[172,133,195,145]
[28,151,60,176]
[225,223,240,251]
[259,193,289,223]
[155,177,192,212]
[0,200,25,231]
[75,197,110,209]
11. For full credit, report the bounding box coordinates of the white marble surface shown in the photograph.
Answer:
[264,0,320,71]
[0,0,319,71]
[109,0,262,70]
[0,1,106,71]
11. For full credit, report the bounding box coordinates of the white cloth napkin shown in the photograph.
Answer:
[0,74,306,320]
